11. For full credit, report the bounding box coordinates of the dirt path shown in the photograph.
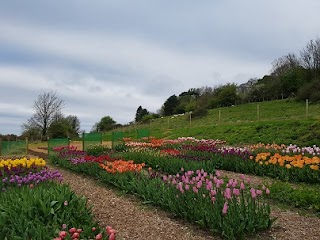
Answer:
[28,148,320,240]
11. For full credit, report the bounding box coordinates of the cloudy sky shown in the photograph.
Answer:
[0,0,319,135]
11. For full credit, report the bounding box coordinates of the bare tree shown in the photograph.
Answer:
[24,91,65,139]
[271,53,300,77]
[300,38,320,72]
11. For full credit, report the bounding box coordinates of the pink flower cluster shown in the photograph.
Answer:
[282,144,320,156]
[162,168,270,215]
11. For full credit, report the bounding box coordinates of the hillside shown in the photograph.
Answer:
[105,99,320,146]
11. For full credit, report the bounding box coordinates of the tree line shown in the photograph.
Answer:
[134,37,320,122]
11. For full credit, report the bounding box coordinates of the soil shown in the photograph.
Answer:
[28,147,320,240]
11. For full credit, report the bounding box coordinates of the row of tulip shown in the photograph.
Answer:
[0,157,62,191]
[254,152,319,170]
[0,157,46,169]
[122,137,320,183]
[54,147,144,174]
[51,147,274,239]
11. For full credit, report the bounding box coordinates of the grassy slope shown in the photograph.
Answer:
[105,99,320,146]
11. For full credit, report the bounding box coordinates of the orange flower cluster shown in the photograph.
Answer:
[99,160,145,173]
[254,152,320,170]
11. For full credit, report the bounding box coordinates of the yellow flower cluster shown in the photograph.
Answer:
[253,153,319,171]
[0,157,46,170]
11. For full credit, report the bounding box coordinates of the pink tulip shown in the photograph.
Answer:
[250,188,257,199]
[240,182,245,190]
[224,188,232,200]
[232,180,238,188]
[222,202,228,215]
[233,188,240,196]
[185,184,190,190]
[256,189,262,196]
[266,188,270,195]
[206,181,213,190]
[210,189,217,196]
[192,186,198,193]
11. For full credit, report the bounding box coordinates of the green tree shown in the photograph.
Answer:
[135,106,149,122]
[162,95,179,116]
[47,115,81,138]
[93,116,116,132]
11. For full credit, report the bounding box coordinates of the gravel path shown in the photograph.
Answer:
[28,148,320,240]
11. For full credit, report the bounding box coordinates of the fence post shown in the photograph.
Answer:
[306,99,309,118]
[189,112,192,127]
[47,137,50,155]
[218,110,221,122]
[82,132,84,151]
[257,104,260,121]
[0,138,2,156]
[25,137,28,156]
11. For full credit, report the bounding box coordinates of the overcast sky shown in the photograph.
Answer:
[0,0,319,135]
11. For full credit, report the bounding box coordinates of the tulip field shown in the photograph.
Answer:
[1,137,320,239]
[0,156,117,240]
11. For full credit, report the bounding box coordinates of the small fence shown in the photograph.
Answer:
[48,138,70,157]
[0,139,28,156]
[112,131,124,148]
[137,128,150,140]
[0,129,152,157]
[82,132,102,151]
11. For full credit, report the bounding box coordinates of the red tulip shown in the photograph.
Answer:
[59,231,67,238]
[109,233,116,240]
[92,227,96,231]
[106,226,113,235]
[95,233,103,240]
[69,227,77,234]
[72,232,80,238]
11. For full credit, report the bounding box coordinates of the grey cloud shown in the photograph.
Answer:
[0,0,319,135]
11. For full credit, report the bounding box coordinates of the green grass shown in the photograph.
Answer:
[104,99,320,146]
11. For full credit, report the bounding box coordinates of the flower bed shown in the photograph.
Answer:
[51,147,274,239]
[0,156,117,239]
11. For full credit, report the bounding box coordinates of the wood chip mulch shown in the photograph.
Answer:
[28,148,320,240]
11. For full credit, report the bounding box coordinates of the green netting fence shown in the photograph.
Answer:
[137,128,150,140]
[48,138,70,157]
[0,140,27,157]
[82,132,102,151]
[112,131,124,148]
